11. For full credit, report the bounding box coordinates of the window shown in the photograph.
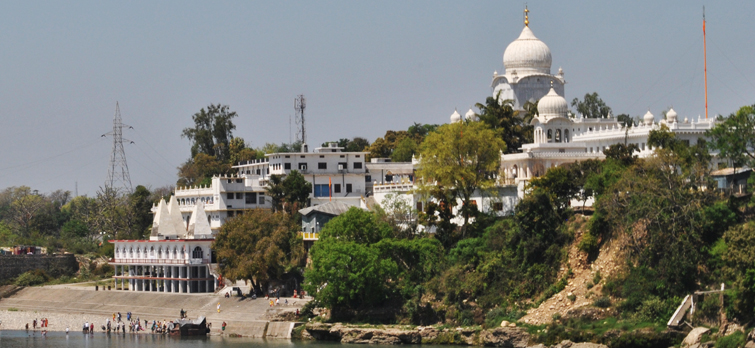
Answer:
[353,162,363,169]
[318,162,327,169]
[365,175,372,182]
[258,195,265,205]
[340,155,345,158]
[285,155,290,158]
[246,192,257,204]
[493,202,504,211]
[227,180,232,183]
[236,179,242,183]
[355,155,361,158]
[338,162,347,170]
[284,163,291,170]
[192,246,203,259]
[314,184,330,197]
[227,211,234,218]
[236,192,243,199]
[227,192,234,200]
[416,202,423,212]
[319,155,324,158]
[346,184,352,193]
[299,163,308,170]
[256,169,261,175]
[334,184,341,193]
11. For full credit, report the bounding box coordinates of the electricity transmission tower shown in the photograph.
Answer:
[294,95,306,146]
[102,102,134,193]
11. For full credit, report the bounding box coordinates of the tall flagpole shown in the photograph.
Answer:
[703,7,709,119]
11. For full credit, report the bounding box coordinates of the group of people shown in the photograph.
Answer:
[78,311,178,335]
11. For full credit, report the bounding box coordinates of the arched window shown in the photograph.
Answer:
[137,247,142,258]
[512,165,518,178]
[555,129,562,143]
[158,247,163,259]
[129,248,134,258]
[192,246,203,259]
[547,129,553,142]
[564,129,570,143]
[150,247,155,257]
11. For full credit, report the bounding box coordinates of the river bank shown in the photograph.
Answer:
[0,309,190,334]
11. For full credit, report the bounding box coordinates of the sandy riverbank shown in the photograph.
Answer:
[0,309,174,333]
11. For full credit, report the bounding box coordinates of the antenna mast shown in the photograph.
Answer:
[103,102,134,193]
[703,7,709,119]
[294,95,306,146]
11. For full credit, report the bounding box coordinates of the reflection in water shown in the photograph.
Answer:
[0,330,351,348]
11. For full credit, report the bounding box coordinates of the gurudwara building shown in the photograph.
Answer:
[110,196,217,293]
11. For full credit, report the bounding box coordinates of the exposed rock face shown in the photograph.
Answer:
[551,340,608,348]
[479,327,530,347]
[682,327,710,347]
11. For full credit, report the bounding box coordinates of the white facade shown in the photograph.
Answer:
[232,143,369,208]
[111,197,218,293]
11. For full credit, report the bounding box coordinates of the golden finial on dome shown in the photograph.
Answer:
[524,5,530,27]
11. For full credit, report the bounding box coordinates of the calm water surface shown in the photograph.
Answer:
[0,330,356,348]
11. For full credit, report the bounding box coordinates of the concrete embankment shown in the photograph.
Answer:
[0,285,306,338]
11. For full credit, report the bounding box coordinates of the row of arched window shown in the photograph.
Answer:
[179,197,213,205]
[115,246,204,260]
[535,128,570,143]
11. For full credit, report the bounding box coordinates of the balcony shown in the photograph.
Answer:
[298,232,319,241]
[110,258,210,265]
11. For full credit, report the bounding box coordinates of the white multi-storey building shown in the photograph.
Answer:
[110,196,217,293]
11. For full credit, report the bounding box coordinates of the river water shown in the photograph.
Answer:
[0,330,354,348]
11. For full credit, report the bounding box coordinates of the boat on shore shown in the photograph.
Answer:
[169,316,210,336]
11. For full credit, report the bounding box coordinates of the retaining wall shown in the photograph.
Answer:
[0,254,79,280]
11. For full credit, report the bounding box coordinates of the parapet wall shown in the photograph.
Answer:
[0,254,79,280]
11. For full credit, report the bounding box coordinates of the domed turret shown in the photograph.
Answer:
[537,87,568,119]
[450,110,461,123]
[465,108,477,121]
[503,26,552,75]
[666,108,677,123]
[643,111,654,125]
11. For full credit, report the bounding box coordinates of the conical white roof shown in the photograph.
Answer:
[150,199,168,238]
[187,202,212,238]
[465,108,477,121]
[666,108,677,123]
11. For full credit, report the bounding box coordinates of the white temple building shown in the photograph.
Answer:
[110,196,217,293]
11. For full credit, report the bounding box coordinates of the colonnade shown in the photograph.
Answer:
[113,264,214,293]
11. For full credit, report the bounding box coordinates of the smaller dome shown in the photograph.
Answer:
[450,110,461,123]
[537,87,568,119]
[643,111,654,125]
[465,109,477,121]
[666,108,677,123]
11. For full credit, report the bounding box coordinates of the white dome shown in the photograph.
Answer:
[537,87,568,119]
[465,108,477,121]
[503,26,552,75]
[450,110,461,123]
[666,108,677,123]
[643,110,654,125]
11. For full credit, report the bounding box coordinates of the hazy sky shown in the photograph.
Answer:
[2,1,754,196]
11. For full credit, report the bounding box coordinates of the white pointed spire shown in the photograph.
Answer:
[187,202,212,238]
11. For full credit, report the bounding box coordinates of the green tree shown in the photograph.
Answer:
[571,92,611,118]
[706,104,755,168]
[129,185,153,239]
[318,207,392,244]
[345,137,370,152]
[391,137,418,162]
[265,170,312,213]
[213,210,305,295]
[181,104,238,162]
[476,92,530,153]
[177,153,231,187]
[528,166,579,213]
[417,121,505,235]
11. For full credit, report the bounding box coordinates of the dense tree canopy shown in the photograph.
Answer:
[181,104,238,161]
[706,104,755,168]
[213,210,305,294]
[417,121,505,234]
[475,92,531,153]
